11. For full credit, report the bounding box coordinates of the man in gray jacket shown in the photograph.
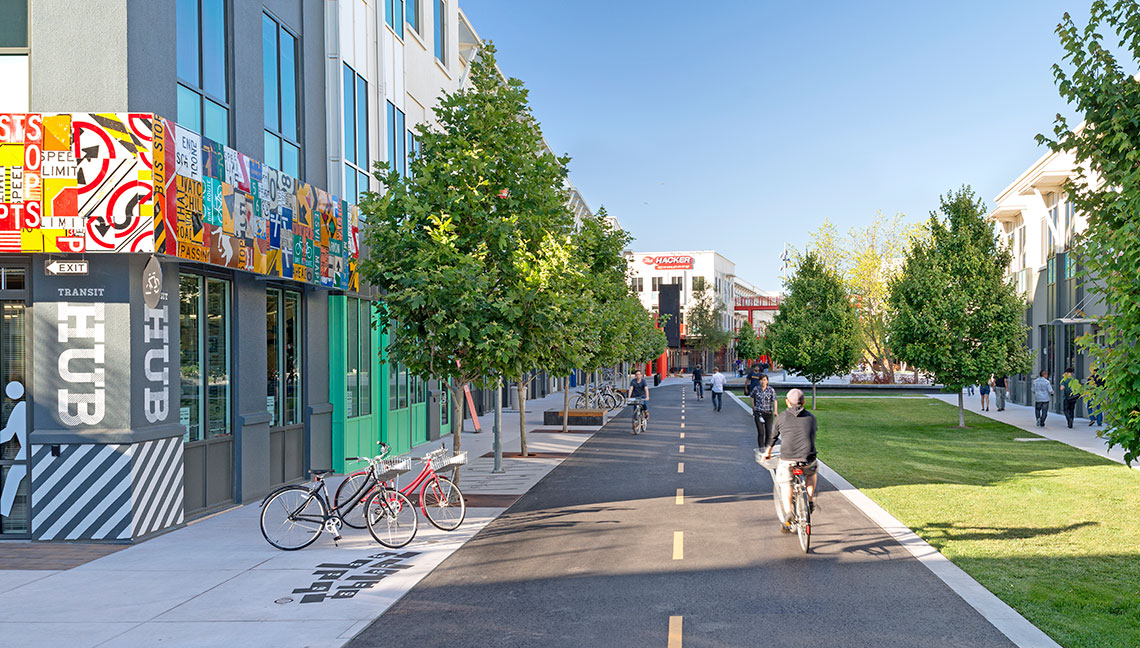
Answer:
[763,388,818,526]
[1032,370,1054,427]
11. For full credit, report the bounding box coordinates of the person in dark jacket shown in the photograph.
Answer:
[763,388,818,525]
[750,374,778,449]
[1060,367,1080,429]
[691,365,704,399]
[744,364,764,396]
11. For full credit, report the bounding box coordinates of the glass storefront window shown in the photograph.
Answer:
[180,275,203,442]
[284,292,301,425]
[1,299,28,535]
[267,288,302,426]
[180,275,231,442]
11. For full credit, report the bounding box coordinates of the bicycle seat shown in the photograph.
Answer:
[309,468,335,477]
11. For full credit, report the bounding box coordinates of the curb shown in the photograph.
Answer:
[726,391,1061,648]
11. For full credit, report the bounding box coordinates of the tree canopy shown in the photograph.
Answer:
[887,186,1031,427]
[1038,1,1140,463]
[766,251,860,407]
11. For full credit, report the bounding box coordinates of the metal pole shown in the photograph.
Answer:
[493,376,504,473]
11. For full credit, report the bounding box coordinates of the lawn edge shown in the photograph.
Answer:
[725,391,1062,648]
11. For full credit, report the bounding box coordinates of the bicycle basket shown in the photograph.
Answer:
[376,457,412,482]
[430,451,468,471]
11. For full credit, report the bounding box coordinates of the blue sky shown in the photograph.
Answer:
[459,1,1088,291]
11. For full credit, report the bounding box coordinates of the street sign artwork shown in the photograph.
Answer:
[1,113,360,289]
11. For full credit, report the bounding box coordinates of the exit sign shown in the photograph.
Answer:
[44,260,89,276]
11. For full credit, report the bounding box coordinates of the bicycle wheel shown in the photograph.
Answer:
[631,408,641,434]
[420,476,466,531]
[571,393,587,408]
[794,483,811,553]
[772,479,786,524]
[260,486,326,551]
[606,393,622,411]
[332,472,373,529]
[365,488,418,548]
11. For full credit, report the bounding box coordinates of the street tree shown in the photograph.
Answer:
[571,209,634,410]
[687,284,733,371]
[766,251,860,408]
[887,186,1031,427]
[1038,2,1140,464]
[358,43,573,462]
[736,320,764,365]
[799,213,925,381]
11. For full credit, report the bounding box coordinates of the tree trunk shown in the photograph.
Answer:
[584,371,591,408]
[562,376,570,433]
[958,390,965,428]
[518,378,529,457]
[449,382,465,486]
[811,382,817,410]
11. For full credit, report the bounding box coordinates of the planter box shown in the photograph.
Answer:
[543,409,606,426]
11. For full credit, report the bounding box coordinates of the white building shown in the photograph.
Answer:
[988,146,1101,410]
[732,277,780,333]
[625,250,737,370]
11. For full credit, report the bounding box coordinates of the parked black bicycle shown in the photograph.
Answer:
[259,454,416,551]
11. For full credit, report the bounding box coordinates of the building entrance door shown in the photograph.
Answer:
[267,289,304,487]
[410,374,428,446]
[387,364,411,455]
[0,279,29,537]
[180,275,235,516]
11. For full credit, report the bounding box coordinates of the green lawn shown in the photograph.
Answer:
[812,397,1140,648]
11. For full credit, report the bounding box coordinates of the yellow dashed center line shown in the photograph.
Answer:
[678,462,684,473]
[668,616,683,648]
[680,423,685,428]
[675,488,684,505]
[673,531,684,559]
[680,432,685,439]
[679,444,685,453]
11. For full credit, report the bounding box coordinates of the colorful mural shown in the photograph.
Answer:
[0,113,360,290]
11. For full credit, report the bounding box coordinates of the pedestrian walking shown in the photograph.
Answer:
[994,374,1008,411]
[979,378,991,411]
[744,363,764,396]
[1087,370,1104,427]
[1032,370,1053,427]
[692,365,704,399]
[750,374,778,448]
[710,368,726,411]
[1060,367,1080,429]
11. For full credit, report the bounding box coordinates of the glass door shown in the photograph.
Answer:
[267,288,304,487]
[0,268,29,536]
[410,374,428,446]
[180,274,234,516]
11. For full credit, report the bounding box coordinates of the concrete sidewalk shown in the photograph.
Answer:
[927,392,1136,469]
[0,378,678,648]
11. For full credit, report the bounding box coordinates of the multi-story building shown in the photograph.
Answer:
[988,146,1100,410]
[731,277,780,334]
[625,250,736,370]
[0,0,584,541]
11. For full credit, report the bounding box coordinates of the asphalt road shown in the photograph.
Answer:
[347,385,1015,648]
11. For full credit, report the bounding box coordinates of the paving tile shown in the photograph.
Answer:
[97,620,359,648]
[0,621,136,648]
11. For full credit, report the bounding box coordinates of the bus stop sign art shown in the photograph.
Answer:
[0,113,359,289]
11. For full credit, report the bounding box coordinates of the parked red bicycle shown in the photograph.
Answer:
[334,443,468,532]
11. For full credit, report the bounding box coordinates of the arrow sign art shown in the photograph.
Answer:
[45,260,89,276]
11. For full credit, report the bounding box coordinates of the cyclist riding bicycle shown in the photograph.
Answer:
[762,388,818,529]
[628,370,649,421]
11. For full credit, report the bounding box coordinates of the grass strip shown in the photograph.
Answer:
[813,397,1140,648]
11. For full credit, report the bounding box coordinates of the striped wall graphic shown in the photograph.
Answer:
[130,436,184,538]
[30,443,134,541]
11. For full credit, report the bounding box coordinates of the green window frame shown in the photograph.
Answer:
[346,297,373,418]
